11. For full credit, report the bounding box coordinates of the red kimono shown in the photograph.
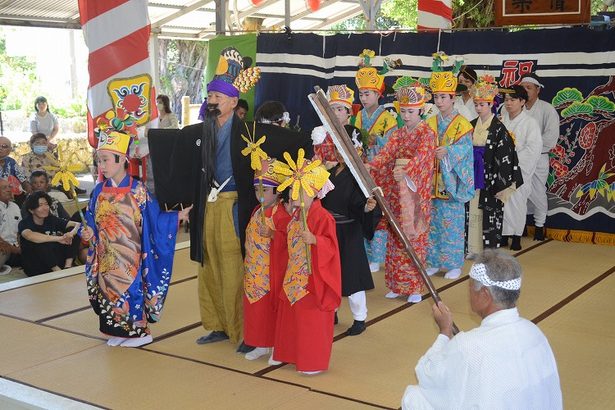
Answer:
[369,122,436,295]
[273,200,341,372]
[243,203,291,347]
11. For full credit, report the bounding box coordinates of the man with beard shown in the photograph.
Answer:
[148,47,312,352]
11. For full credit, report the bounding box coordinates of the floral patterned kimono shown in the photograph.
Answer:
[84,176,178,338]
[370,122,436,295]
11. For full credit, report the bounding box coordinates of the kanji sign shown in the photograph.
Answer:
[495,0,590,25]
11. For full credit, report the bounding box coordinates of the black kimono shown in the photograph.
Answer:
[321,164,380,296]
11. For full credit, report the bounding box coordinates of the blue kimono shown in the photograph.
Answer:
[83,175,178,338]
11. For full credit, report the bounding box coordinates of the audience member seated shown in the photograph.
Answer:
[18,191,80,276]
[20,133,56,178]
[0,136,32,206]
[25,171,70,220]
[0,179,22,272]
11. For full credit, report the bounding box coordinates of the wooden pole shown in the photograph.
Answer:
[308,88,459,334]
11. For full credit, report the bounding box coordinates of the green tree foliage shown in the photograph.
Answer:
[0,30,39,111]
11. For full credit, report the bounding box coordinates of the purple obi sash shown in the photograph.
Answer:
[473,146,486,190]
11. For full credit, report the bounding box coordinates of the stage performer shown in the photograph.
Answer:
[272,150,341,374]
[500,86,542,251]
[402,250,562,410]
[312,84,356,167]
[466,75,523,257]
[518,73,560,240]
[147,47,312,352]
[321,135,379,336]
[368,78,436,303]
[425,53,475,280]
[80,112,191,348]
[242,159,286,363]
[454,66,478,121]
[352,49,399,274]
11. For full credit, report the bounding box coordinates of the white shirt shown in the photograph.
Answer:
[30,112,59,137]
[402,308,562,410]
[0,200,22,245]
[501,111,542,184]
[501,99,559,153]
[454,95,478,122]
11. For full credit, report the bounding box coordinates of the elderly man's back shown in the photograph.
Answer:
[402,307,562,409]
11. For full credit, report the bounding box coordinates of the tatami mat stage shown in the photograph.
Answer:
[1,239,613,409]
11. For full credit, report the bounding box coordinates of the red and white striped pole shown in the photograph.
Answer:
[418,0,453,31]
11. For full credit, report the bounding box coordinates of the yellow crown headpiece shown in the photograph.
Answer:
[95,109,133,156]
[326,85,355,109]
[97,130,131,156]
[471,75,499,103]
[429,51,463,95]
[355,49,386,94]
[253,158,286,188]
[393,77,428,108]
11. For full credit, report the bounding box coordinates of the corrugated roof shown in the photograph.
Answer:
[0,0,364,39]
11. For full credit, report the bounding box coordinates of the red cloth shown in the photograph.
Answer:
[243,204,291,347]
[272,200,341,372]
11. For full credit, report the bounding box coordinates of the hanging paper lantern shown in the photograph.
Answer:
[307,0,321,11]
[251,0,264,5]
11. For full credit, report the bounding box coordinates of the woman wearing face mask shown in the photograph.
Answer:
[156,95,179,129]
[20,133,56,179]
[30,96,59,144]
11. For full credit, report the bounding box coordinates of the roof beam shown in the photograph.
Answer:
[0,16,81,30]
[151,0,213,28]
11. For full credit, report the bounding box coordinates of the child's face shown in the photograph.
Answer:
[331,103,350,125]
[256,185,278,207]
[31,175,49,192]
[399,107,421,125]
[289,187,314,210]
[358,90,379,110]
[96,151,126,181]
[434,93,454,113]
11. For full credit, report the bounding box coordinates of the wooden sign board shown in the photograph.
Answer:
[495,0,590,25]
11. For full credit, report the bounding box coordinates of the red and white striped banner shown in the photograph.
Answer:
[417,0,453,31]
[78,0,157,148]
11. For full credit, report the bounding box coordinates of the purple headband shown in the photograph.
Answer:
[207,79,239,98]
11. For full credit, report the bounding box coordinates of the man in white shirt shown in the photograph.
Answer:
[0,179,22,269]
[518,74,560,241]
[402,249,562,410]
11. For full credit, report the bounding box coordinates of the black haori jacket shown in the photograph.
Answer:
[149,114,313,263]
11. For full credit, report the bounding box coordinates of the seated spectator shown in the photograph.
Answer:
[0,179,22,271]
[234,99,249,120]
[20,133,56,178]
[23,171,70,220]
[402,249,562,409]
[30,96,59,145]
[0,136,32,206]
[156,95,180,129]
[18,191,80,276]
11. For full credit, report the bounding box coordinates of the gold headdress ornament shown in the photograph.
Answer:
[326,84,355,109]
[471,74,499,103]
[392,77,429,109]
[241,122,267,171]
[355,49,401,95]
[95,109,134,156]
[273,149,330,200]
[253,157,286,188]
[44,146,86,225]
[429,51,464,95]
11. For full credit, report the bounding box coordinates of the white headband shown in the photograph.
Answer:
[260,112,291,125]
[469,263,521,290]
[519,76,544,88]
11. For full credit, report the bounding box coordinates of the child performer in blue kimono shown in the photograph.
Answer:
[80,112,191,348]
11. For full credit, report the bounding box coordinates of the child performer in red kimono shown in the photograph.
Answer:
[243,159,288,364]
[272,149,341,374]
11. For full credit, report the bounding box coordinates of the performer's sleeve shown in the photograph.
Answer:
[82,183,101,239]
[369,132,397,188]
[139,186,179,323]
[491,124,519,196]
[542,105,560,152]
[348,179,380,240]
[310,211,341,312]
[441,133,475,203]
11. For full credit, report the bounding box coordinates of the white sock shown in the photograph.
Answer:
[245,347,270,361]
[426,267,439,276]
[300,370,322,375]
[407,294,422,303]
[107,337,128,347]
[268,349,282,366]
[444,268,462,280]
[385,291,399,299]
[120,335,153,348]
[369,262,380,273]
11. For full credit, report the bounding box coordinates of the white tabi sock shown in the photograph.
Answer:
[268,349,282,366]
[120,335,153,348]
[107,337,128,347]
[444,268,462,280]
[245,347,270,361]
[385,291,399,299]
[407,294,422,303]
[369,262,380,273]
[426,267,439,276]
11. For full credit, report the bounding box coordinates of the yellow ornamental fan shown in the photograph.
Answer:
[240,134,268,171]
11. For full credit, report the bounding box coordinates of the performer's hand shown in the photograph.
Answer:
[58,234,73,245]
[300,230,317,245]
[435,146,448,160]
[81,227,94,242]
[367,134,376,146]
[393,166,405,182]
[324,161,338,170]
[364,197,377,212]
[432,301,454,339]
[178,205,193,224]
[259,225,274,238]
